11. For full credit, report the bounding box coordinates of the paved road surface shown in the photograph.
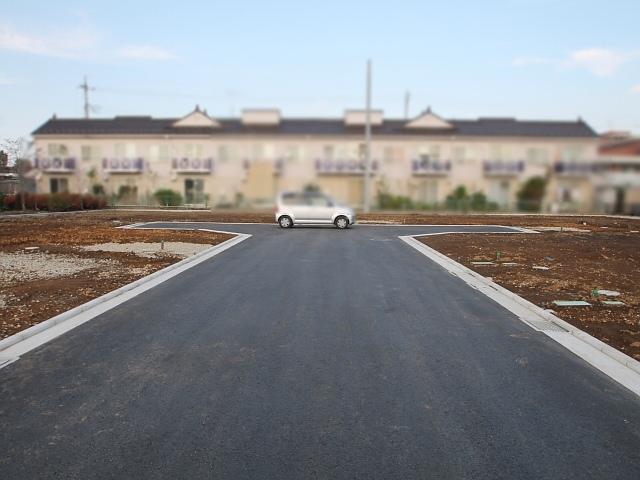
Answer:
[1,223,640,479]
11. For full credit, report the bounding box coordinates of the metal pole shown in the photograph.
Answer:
[363,59,372,213]
[83,76,90,119]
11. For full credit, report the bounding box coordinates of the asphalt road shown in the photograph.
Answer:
[1,223,640,479]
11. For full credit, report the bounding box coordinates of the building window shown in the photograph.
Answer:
[49,177,69,193]
[185,178,204,204]
[526,148,549,165]
[383,146,404,163]
[323,145,335,160]
[47,144,68,157]
[184,144,203,158]
[452,147,466,162]
[81,145,101,162]
[562,145,585,161]
[429,145,441,161]
[218,145,230,162]
[150,145,169,162]
[285,145,300,163]
[252,144,264,159]
[114,143,125,158]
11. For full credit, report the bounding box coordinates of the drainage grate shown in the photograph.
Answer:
[521,317,569,333]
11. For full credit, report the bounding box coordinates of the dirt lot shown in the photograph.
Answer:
[5,208,638,231]
[421,231,640,360]
[0,215,232,339]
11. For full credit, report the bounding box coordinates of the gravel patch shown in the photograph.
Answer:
[81,242,211,258]
[0,252,116,284]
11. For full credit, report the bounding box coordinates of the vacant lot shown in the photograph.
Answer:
[0,215,232,339]
[422,231,640,359]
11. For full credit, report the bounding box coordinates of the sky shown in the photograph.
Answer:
[1,0,639,139]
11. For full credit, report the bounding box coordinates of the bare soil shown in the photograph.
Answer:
[0,215,232,339]
[421,231,640,360]
[4,209,639,232]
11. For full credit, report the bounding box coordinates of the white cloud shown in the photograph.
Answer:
[631,85,640,94]
[0,20,176,62]
[513,47,639,77]
[117,45,176,61]
[568,48,628,77]
[0,21,98,59]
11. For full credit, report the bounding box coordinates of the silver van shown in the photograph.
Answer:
[275,191,355,229]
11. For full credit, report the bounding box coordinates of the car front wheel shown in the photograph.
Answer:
[334,216,349,229]
[278,215,293,228]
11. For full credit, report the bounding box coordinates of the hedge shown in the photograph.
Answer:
[1,193,107,211]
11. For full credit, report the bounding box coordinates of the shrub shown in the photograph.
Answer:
[1,193,106,211]
[517,176,546,212]
[377,192,415,210]
[153,189,183,206]
[47,193,72,211]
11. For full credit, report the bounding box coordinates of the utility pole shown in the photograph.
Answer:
[404,90,411,119]
[79,75,94,119]
[363,59,372,213]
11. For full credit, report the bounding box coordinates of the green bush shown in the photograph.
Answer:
[517,176,546,212]
[153,189,183,206]
[377,192,415,210]
[445,186,498,212]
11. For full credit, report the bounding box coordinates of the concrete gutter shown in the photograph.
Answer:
[0,229,250,368]
[401,233,640,397]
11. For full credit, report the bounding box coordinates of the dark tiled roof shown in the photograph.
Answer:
[32,115,598,138]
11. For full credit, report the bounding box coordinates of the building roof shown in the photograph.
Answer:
[32,113,598,138]
[599,138,640,156]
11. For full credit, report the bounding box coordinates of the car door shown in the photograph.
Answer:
[287,193,310,222]
[306,193,334,222]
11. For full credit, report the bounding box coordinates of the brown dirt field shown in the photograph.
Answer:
[0,215,233,339]
[3,209,640,232]
[421,232,640,360]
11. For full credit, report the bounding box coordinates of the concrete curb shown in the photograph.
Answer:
[0,230,250,366]
[401,233,640,397]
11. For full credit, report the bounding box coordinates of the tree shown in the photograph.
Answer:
[2,138,30,211]
[517,176,546,212]
[0,150,8,170]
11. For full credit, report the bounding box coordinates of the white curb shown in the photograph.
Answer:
[0,230,250,367]
[400,234,640,397]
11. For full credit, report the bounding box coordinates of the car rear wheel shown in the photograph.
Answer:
[334,216,349,229]
[278,215,293,228]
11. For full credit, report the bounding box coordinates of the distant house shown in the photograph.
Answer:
[31,106,601,212]
[597,138,640,214]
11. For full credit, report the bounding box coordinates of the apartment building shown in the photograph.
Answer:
[31,106,601,211]
[596,137,640,214]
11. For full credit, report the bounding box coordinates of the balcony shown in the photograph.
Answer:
[483,160,524,176]
[315,158,379,175]
[554,161,594,177]
[411,158,451,175]
[35,157,76,173]
[102,157,144,173]
[171,157,213,173]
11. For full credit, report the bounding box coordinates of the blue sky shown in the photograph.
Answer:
[1,0,639,139]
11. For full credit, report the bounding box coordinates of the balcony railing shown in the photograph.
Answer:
[483,160,524,176]
[411,158,451,175]
[102,158,144,173]
[554,161,594,176]
[35,157,76,173]
[315,158,379,175]
[171,157,213,173]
